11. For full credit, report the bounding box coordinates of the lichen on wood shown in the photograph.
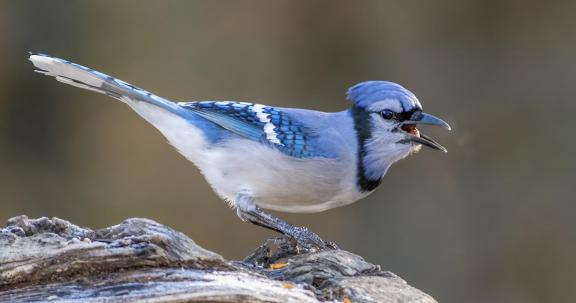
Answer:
[0,215,436,303]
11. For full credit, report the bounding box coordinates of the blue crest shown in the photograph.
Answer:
[346,81,422,112]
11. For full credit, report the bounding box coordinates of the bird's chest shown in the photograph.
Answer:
[194,139,360,213]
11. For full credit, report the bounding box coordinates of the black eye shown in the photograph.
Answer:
[380,110,394,120]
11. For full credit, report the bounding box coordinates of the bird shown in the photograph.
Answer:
[29,53,451,250]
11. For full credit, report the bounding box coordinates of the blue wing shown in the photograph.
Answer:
[29,53,336,159]
[179,101,323,158]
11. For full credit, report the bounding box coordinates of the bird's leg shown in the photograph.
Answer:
[235,190,328,251]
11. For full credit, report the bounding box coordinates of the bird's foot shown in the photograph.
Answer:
[290,226,337,251]
[234,192,337,252]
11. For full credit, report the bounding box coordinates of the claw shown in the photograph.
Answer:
[292,226,329,251]
[326,241,340,250]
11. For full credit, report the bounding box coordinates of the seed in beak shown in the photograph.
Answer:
[401,124,420,136]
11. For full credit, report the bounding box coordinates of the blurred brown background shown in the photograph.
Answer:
[1,1,575,302]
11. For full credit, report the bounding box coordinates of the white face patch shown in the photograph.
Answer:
[362,120,416,180]
[252,104,282,145]
[366,99,404,113]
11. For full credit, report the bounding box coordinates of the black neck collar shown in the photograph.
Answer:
[350,106,382,192]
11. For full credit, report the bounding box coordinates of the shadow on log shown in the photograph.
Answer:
[0,216,436,303]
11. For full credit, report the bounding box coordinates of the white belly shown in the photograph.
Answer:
[129,101,365,213]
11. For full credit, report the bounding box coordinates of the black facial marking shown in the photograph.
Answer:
[378,108,419,122]
[399,99,406,112]
[351,106,382,192]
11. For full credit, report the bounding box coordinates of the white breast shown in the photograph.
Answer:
[196,138,364,213]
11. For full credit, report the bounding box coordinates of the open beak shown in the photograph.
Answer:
[397,111,451,152]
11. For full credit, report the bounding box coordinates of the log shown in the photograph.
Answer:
[0,215,436,303]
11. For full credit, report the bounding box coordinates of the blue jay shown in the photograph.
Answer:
[29,53,450,250]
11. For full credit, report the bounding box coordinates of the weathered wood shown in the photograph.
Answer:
[0,215,436,302]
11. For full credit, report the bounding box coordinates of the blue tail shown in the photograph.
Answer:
[29,53,196,119]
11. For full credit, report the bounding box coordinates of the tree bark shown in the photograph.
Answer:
[0,215,436,303]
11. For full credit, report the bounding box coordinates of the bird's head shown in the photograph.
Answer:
[348,81,451,190]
